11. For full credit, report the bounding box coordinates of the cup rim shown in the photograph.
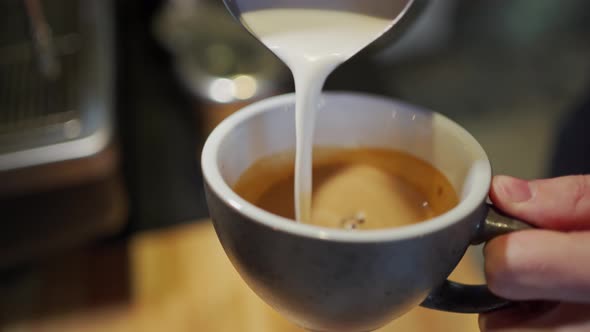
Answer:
[201,91,491,243]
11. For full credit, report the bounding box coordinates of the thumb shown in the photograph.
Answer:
[489,175,590,230]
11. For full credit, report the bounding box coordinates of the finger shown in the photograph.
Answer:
[485,230,590,302]
[479,303,590,332]
[490,175,590,231]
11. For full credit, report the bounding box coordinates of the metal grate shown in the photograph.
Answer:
[0,38,81,137]
[0,0,83,151]
[0,0,113,172]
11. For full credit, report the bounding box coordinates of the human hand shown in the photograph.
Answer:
[479,175,590,332]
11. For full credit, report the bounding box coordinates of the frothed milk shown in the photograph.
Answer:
[241,9,393,222]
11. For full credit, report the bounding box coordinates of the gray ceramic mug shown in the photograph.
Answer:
[201,92,530,332]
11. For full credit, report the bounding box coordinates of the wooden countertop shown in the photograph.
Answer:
[0,221,482,332]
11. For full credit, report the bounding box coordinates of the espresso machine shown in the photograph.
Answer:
[0,0,126,268]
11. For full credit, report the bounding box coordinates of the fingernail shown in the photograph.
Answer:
[495,176,532,203]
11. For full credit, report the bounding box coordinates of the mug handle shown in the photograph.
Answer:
[420,203,533,313]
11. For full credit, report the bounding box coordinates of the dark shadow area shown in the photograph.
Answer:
[0,175,127,269]
[115,0,209,233]
[0,240,131,327]
[550,91,590,177]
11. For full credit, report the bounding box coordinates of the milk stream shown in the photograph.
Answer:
[241,9,392,222]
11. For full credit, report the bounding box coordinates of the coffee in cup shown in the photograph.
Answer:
[234,147,458,230]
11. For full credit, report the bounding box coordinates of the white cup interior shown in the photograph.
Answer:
[202,92,491,241]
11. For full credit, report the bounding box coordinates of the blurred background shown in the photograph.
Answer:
[1,0,589,331]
